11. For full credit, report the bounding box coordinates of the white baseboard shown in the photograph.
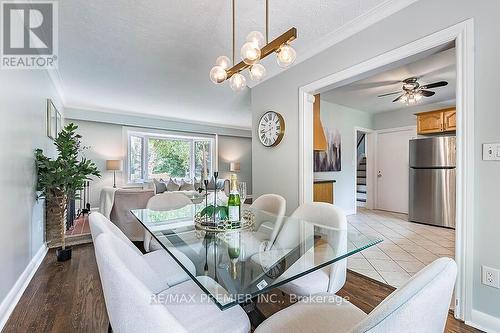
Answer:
[468,309,500,333]
[0,243,48,331]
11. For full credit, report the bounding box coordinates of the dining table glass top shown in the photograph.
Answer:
[132,203,383,310]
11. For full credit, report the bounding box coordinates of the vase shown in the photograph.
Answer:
[45,189,69,258]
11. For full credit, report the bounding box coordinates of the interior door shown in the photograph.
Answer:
[376,128,417,214]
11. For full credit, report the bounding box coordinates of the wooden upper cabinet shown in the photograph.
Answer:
[416,108,456,135]
[443,109,456,132]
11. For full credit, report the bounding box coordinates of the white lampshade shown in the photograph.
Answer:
[106,160,122,171]
[229,162,240,172]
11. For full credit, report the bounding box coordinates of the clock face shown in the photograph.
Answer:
[258,111,285,147]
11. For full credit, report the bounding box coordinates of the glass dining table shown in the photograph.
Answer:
[131,203,382,323]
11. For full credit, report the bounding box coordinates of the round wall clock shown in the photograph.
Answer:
[258,111,285,147]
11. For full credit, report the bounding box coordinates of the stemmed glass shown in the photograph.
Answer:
[238,182,247,204]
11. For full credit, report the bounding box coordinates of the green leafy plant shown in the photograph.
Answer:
[200,204,229,221]
[35,123,101,250]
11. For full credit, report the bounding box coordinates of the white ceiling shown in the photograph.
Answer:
[56,0,413,129]
[321,47,456,113]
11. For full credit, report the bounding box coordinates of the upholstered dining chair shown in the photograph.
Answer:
[250,194,287,249]
[89,212,195,287]
[144,192,193,252]
[256,202,348,296]
[94,233,251,333]
[255,257,457,333]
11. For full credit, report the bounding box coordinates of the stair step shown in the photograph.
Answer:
[357,184,366,191]
[357,171,366,177]
[357,198,367,202]
[357,190,367,194]
[358,166,366,171]
[357,178,366,185]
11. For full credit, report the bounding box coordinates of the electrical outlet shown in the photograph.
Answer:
[482,266,500,289]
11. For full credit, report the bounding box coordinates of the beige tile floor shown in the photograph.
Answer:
[347,208,455,288]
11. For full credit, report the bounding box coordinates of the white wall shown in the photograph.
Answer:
[251,0,500,324]
[0,70,63,323]
[314,101,373,214]
[71,120,252,208]
[218,135,253,195]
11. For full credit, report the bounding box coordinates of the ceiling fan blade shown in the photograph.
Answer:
[420,81,448,89]
[420,90,436,97]
[392,94,404,102]
[378,91,401,97]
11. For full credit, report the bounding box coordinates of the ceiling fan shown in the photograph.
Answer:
[378,77,448,105]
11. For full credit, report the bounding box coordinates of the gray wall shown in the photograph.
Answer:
[314,101,373,214]
[218,135,253,195]
[373,100,456,130]
[252,0,500,320]
[71,120,252,208]
[0,71,63,316]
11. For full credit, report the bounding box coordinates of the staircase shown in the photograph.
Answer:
[356,156,367,206]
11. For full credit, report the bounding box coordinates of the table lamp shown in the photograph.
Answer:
[106,160,122,188]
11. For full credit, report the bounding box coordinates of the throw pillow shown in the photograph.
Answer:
[193,177,201,190]
[153,178,167,194]
[166,178,181,192]
[179,179,195,191]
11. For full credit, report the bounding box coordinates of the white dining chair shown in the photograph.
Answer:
[89,212,195,287]
[94,233,251,333]
[274,202,347,296]
[255,257,457,333]
[144,192,193,252]
[250,194,286,249]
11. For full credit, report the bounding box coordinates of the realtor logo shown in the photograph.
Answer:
[1,1,58,69]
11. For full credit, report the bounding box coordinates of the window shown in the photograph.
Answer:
[127,130,214,183]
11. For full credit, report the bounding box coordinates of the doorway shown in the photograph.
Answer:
[298,20,474,321]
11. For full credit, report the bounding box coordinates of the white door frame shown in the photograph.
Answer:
[353,127,375,213]
[372,125,417,212]
[298,19,474,322]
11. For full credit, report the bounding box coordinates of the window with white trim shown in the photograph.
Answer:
[127,130,214,183]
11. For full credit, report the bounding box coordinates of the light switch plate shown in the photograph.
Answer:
[482,143,500,161]
[482,265,500,289]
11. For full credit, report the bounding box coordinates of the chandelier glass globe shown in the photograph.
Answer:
[246,31,265,48]
[229,73,246,92]
[276,43,296,68]
[249,64,266,81]
[215,55,231,70]
[241,42,261,65]
[209,66,227,84]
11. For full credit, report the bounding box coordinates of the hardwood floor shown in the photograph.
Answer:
[3,244,481,333]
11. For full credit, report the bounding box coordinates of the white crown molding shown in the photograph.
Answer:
[248,0,419,88]
[0,244,48,331]
[45,68,66,106]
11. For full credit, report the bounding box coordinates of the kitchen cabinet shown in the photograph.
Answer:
[416,108,456,135]
[313,180,335,204]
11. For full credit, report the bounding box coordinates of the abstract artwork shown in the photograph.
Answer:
[314,126,341,172]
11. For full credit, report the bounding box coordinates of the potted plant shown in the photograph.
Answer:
[35,123,101,261]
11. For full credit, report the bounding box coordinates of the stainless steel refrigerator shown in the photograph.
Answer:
[409,136,456,229]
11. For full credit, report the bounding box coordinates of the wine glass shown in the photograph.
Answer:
[238,182,247,204]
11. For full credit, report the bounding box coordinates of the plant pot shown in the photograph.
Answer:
[56,247,72,262]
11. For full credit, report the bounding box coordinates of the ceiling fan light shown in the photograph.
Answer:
[400,94,408,103]
[209,65,227,84]
[415,92,423,101]
[276,44,296,68]
[249,64,266,81]
[215,56,231,70]
[246,31,265,48]
[229,72,247,92]
[241,42,261,65]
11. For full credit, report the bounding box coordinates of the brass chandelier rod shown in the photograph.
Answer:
[226,27,296,78]
[232,0,235,66]
[266,0,269,44]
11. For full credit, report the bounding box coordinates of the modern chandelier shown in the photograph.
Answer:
[209,0,297,92]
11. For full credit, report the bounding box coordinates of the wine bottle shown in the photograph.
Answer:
[228,174,241,221]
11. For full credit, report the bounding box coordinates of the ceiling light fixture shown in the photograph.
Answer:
[209,0,297,91]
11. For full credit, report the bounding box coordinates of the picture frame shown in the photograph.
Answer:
[46,99,57,140]
[56,110,62,138]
